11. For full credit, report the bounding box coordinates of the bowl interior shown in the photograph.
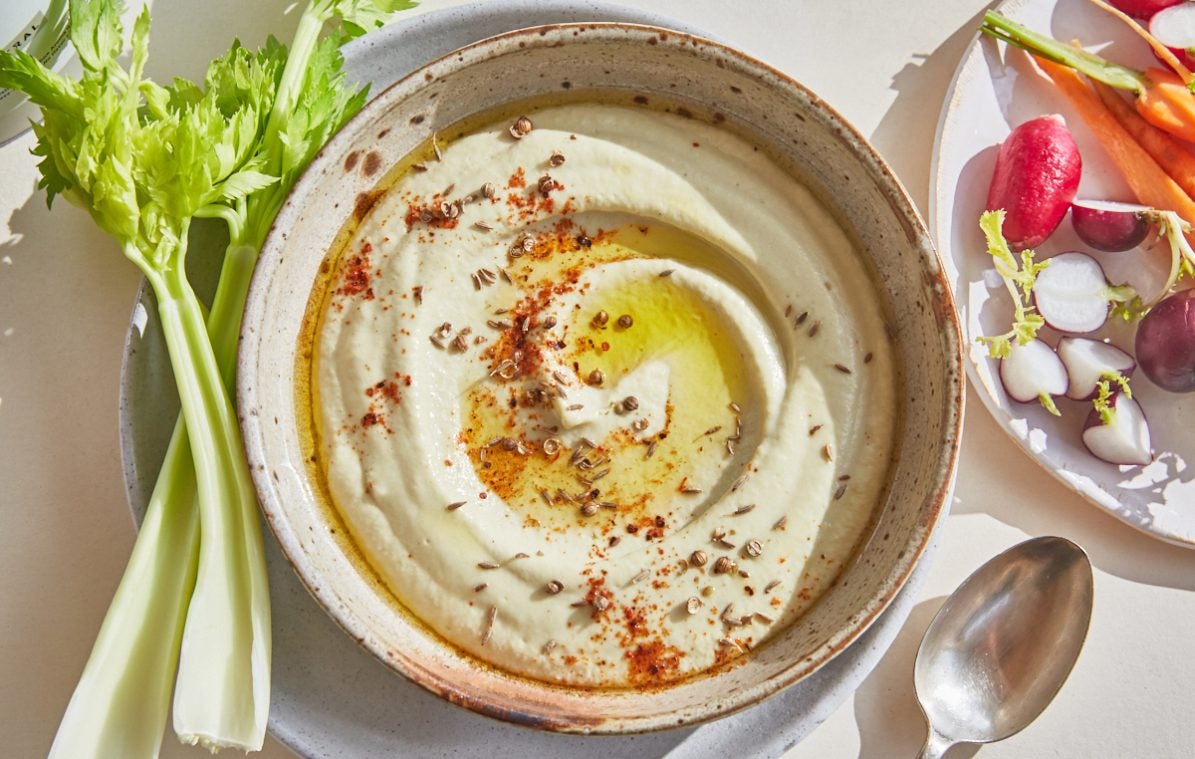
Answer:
[239,23,963,734]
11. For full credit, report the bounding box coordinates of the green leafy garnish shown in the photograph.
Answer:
[1110,291,1150,321]
[976,210,1050,358]
[1144,209,1195,305]
[1,1,415,756]
[1039,391,1061,416]
[1093,371,1133,425]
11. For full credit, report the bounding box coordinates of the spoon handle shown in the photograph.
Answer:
[915,727,954,759]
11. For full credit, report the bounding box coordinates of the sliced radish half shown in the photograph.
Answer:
[1057,337,1137,400]
[1112,0,1183,20]
[1082,393,1153,466]
[1000,338,1068,413]
[1032,252,1131,333]
[1150,4,1195,69]
[1070,199,1151,252]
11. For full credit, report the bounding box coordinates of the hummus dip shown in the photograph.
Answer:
[312,102,896,687]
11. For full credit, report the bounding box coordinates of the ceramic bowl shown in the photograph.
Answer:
[238,23,964,734]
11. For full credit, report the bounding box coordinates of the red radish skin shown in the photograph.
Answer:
[1112,0,1183,20]
[1135,288,1195,391]
[986,115,1083,250]
[1082,393,1153,466]
[1070,199,1151,251]
[1149,4,1195,69]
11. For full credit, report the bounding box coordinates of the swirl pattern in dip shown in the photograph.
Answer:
[312,102,896,687]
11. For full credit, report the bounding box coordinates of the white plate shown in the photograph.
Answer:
[932,0,1195,548]
[119,2,935,756]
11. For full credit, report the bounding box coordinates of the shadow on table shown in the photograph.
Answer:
[953,400,1195,593]
[850,596,981,759]
[868,3,991,217]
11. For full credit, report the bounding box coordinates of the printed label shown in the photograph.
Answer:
[1,12,70,105]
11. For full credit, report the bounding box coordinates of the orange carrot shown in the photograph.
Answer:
[1035,56,1195,222]
[1093,79,1195,200]
[1087,0,1195,86]
[983,11,1195,143]
[1136,67,1195,143]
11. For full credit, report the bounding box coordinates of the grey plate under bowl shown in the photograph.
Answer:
[118,2,937,757]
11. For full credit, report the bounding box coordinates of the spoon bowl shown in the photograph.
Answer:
[914,536,1094,758]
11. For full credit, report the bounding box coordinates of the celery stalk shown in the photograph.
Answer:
[149,248,271,752]
[48,419,199,759]
[0,0,415,755]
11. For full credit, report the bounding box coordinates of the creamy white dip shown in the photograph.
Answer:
[314,102,895,687]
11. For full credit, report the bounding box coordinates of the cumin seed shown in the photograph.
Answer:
[481,606,496,645]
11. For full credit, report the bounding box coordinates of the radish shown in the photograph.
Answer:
[1135,287,1195,392]
[1082,393,1153,466]
[1031,252,1136,333]
[1070,199,1151,251]
[986,115,1083,250]
[999,338,1068,414]
[1150,3,1195,69]
[1112,0,1184,20]
[1057,337,1137,400]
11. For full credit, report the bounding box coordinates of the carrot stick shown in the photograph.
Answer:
[1135,67,1195,143]
[1087,0,1195,85]
[1035,56,1195,222]
[982,12,1195,142]
[1093,79,1195,200]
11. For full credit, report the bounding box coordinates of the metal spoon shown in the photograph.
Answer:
[914,536,1093,758]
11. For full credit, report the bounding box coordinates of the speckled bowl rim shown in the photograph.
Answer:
[239,22,965,735]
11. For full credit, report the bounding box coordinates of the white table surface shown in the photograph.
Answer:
[3,1,1194,757]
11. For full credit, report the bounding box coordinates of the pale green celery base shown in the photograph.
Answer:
[148,263,271,753]
[48,418,199,759]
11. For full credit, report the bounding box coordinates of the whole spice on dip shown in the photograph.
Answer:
[312,101,897,687]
